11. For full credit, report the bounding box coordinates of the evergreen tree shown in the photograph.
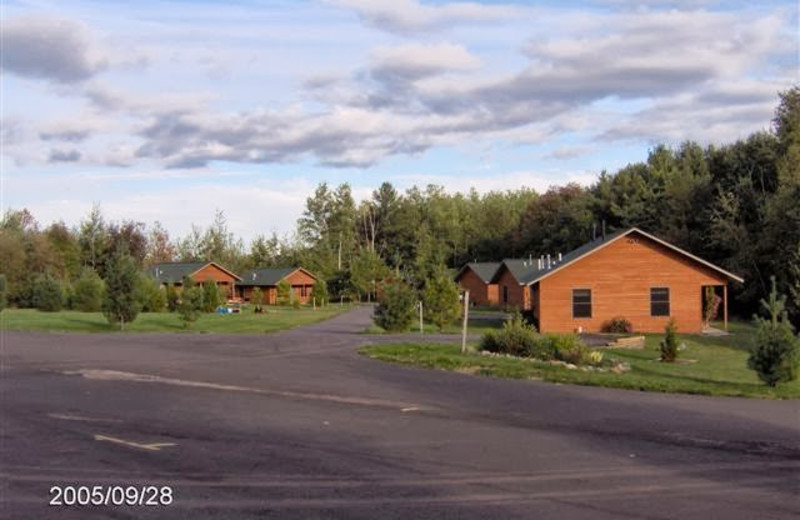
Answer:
[102,250,141,329]
[178,277,204,327]
[374,281,416,332]
[73,267,105,312]
[276,280,291,305]
[422,270,461,331]
[311,278,329,306]
[748,277,800,386]
[202,281,222,312]
[33,274,64,312]
[659,319,679,362]
[250,287,264,311]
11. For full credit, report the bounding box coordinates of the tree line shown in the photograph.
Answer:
[0,87,798,326]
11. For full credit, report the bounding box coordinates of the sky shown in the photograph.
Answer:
[1,0,797,243]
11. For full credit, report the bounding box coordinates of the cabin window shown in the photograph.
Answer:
[651,287,670,316]
[301,285,308,297]
[502,286,508,303]
[572,289,592,318]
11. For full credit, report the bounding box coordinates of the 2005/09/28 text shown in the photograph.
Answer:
[49,485,173,507]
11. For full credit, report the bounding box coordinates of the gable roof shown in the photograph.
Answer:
[454,262,501,284]
[492,228,743,286]
[238,267,317,287]
[147,261,242,283]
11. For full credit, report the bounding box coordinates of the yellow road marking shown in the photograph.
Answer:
[94,434,176,452]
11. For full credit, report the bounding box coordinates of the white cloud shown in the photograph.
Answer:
[325,0,521,33]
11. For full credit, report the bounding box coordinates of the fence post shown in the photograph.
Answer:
[461,290,470,354]
[419,301,424,335]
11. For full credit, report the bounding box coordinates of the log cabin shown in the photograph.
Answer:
[473,228,743,333]
[454,262,501,306]
[236,267,318,305]
[147,261,241,300]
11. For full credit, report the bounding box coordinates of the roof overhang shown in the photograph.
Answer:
[524,228,744,286]
[190,262,243,281]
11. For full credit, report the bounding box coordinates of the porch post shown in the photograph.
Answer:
[723,283,728,332]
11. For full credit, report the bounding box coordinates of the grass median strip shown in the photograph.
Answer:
[0,306,349,334]
[360,322,800,399]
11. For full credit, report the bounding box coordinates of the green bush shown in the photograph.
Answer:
[374,281,417,332]
[660,319,679,362]
[138,275,166,312]
[551,335,590,364]
[601,317,633,333]
[479,313,543,357]
[33,275,64,312]
[72,268,105,312]
[748,278,800,386]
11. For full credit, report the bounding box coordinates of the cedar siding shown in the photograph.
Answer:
[455,265,499,306]
[537,233,729,333]
[237,267,317,304]
[495,265,529,309]
[148,262,240,300]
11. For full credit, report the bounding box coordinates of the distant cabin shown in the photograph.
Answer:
[456,228,743,334]
[236,267,318,304]
[148,262,241,300]
[454,262,501,306]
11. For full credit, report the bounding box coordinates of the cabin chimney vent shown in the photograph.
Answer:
[547,254,551,269]
[558,252,562,262]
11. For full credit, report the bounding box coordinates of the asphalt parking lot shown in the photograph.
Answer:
[2,306,799,519]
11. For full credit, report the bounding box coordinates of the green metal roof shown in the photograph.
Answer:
[147,262,241,284]
[238,267,314,287]
[454,262,501,283]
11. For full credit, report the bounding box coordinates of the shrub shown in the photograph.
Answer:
[374,281,417,332]
[601,317,633,333]
[748,278,800,386]
[138,275,166,312]
[551,334,589,364]
[479,313,544,358]
[33,275,64,312]
[202,281,222,312]
[250,287,264,310]
[73,268,105,312]
[660,319,679,362]
[422,272,461,331]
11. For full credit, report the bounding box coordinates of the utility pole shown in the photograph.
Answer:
[461,290,470,354]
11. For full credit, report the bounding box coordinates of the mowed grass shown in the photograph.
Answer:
[364,310,509,335]
[0,305,349,334]
[360,320,800,399]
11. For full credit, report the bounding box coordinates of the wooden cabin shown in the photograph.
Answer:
[236,267,318,305]
[486,228,743,333]
[147,262,241,300]
[454,262,501,306]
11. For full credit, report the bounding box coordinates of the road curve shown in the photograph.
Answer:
[1,306,798,519]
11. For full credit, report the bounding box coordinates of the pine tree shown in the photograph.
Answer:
[73,267,105,312]
[202,281,222,312]
[422,270,461,331]
[178,277,204,327]
[374,281,416,332]
[102,250,141,329]
[748,277,800,386]
[276,280,291,306]
[33,274,64,312]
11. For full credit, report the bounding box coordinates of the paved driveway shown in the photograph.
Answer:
[2,306,798,519]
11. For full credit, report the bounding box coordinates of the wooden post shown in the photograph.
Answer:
[461,290,470,354]
[313,297,316,310]
[723,283,728,332]
[419,301,424,335]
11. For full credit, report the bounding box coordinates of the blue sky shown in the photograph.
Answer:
[2,0,797,242]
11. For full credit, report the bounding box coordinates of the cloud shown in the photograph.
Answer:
[1,15,107,83]
[370,43,481,81]
[325,0,520,33]
[48,149,82,163]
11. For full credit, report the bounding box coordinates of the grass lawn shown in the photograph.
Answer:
[360,320,800,399]
[364,310,509,335]
[0,305,350,334]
